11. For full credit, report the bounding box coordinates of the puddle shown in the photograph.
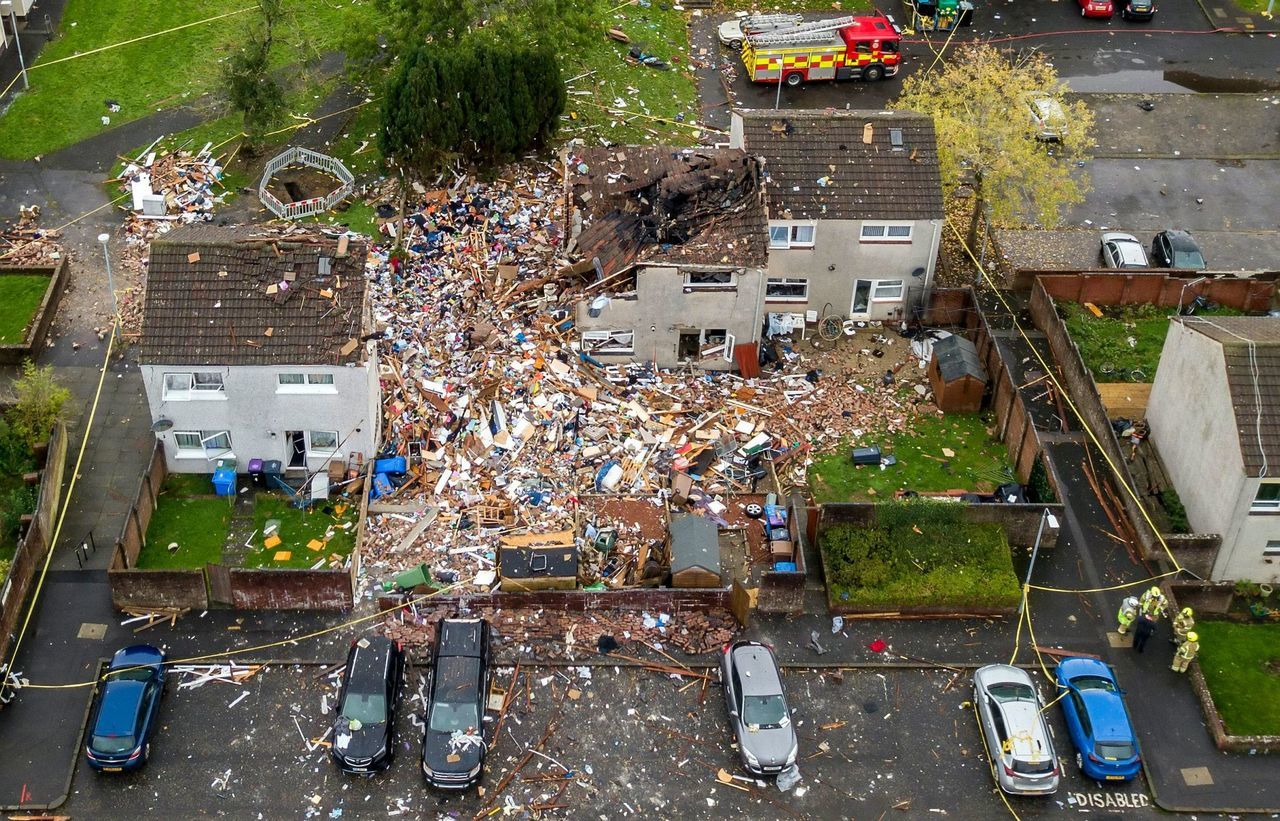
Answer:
[1163,70,1280,93]
[1062,69,1280,95]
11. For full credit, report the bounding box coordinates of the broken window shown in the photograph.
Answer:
[768,223,816,250]
[683,270,735,290]
[309,430,339,453]
[766,277,808,301]
[1253,482,1280,513]
[581,330,634,355]
[200,431,232,457]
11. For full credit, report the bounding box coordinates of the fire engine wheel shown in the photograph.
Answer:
[784,72,803,87]
[863,64,885,82]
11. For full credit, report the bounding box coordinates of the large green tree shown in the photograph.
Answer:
[379,42,565,174]
[892,45,1095,243]
[222,0,287,142]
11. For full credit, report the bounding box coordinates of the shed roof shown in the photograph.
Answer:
[140,225,368,366]
[735,109,943,221]
[669,513,720,575]
[1176,316,1280,476]
[569,146,769,277]
[932,334,987,384]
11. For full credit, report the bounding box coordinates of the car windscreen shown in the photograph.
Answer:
[1175,251,1205,268]
[339,692,387,726]
[91,733,136,754]
[1095,741,1135,760]
[1013,756,1055,775]
[429,701,480,733]
[987,682,1036,702]
[742,694,789,728]
[106,667,153,682]
[1070,675,1117,693]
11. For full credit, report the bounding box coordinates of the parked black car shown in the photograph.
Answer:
[85,644,167,773]
[1151,229,1206,270]
[1120,0,1156,20]
[331,635,405,774]
[422,618,490,790]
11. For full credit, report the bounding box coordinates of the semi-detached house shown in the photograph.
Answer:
[138,225,381,475]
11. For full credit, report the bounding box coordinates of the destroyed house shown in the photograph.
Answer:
[568,146,769,370]
[729,109,944,326]
[138,225,381,475]
[1147,316,1280,582]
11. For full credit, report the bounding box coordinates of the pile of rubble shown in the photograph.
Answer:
[0,206,63,266]
[381,604,738,659]
[357,168,936,595]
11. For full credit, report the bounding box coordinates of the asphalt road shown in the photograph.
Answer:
[61,664,1159,820]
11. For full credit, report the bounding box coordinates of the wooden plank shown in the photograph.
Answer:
[1033,644,1102,660]
[1096,382,1152,418]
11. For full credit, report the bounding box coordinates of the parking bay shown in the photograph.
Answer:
[62,665,1156,819]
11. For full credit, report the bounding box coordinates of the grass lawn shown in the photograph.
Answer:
[244,493,357,569]
[810,412,1012,503]
[820,501,1021,609]
[565,2,701,146]
[135,495,232,569]
[1196,620,1280,737]
[1062,302,1242,384]
[0,0,353,160]
[0,275,51,344]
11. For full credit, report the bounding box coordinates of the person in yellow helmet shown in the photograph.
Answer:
[1172,631,1199,673]
[1116,596,1139,635]
[1172,606,1195,646]
[1139,585,1167,620]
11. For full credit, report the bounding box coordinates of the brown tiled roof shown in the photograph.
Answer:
[569,146,769,272]
[736,109,943,221]
[139,225,368,366]
[1178,316,1280,476]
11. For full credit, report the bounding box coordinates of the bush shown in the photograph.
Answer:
[6,360,70,449]
[1160,489,1190,534]
[820,501,1021,609]
[0,485,35,545]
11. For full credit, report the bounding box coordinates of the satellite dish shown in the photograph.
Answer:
[151,418,174,433]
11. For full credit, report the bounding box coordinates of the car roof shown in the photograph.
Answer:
[1107,236,1147,265]
[975,663,1033,689]
[1161,229,1199,249]
[731,643,783,696]
[438,619,486,657]
[1057,656,1112,679]
[346,636,394,689]
[1078,689,1133,743]
[433,655,481,701]
[110,644,164,670]
[95,680,146,736]
[998,700,1053,758]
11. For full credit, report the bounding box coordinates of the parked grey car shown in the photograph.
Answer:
[973,664,1060,795]
[1101,232,1150,269]
[720,641,797,776]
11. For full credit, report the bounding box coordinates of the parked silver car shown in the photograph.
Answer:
[973,664,1060,795]
[1101,232,1150,269]
[1025,93,1068,141]
[720,641,798,776]
[717,13,802,50]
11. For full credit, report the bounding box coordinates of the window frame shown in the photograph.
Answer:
[580,330,635,356]
[859,222,914,243]
[1264,540,1280,556]
[682,269,737,291]
[174,430,232,459]
[173,431,203,452]
[768,222,816,250]
[308,430,340,455]
[765,277,809,302]
[871,279,905,302]
[163,371,225,400]
[276,371,338,394]
[1252,482,1280,514]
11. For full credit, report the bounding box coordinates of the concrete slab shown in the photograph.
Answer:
[1181,766,1214,786]
[75,623,106,640]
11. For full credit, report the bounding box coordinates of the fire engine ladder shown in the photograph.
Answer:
[747,15,859,45]
[741,12,804,29]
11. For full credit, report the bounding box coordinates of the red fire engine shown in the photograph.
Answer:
[743,11,903,86]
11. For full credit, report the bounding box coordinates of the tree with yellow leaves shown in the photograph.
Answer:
[892,44,1095,246]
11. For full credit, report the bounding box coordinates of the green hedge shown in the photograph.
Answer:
[821,501,1021,609]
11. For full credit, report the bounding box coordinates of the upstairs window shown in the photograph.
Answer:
[683,270,736,290]
[769,223,816,250]
[163,372,225,400]
[1253,483,1280,513]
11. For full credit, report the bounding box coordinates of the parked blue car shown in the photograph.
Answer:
[1054,658,1141,782]
[85,644,166,772]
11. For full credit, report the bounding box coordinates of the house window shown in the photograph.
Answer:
[581,330,634,355]
[1252,483,1280,513]
[173,430,232,459]
[308,430,339,454]
[277,372,337,393]
[768,223,816,250]
[871,280,905,301]
[765,277,809,302]
[860,223,913,242]
[683,270,736,290]
[163,372,225,400]
[1265,540,1280,556]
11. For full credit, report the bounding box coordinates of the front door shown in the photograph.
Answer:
[287,430,307,468]
[851,279,873,317]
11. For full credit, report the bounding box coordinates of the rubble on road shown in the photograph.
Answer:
[0,206,64,265]
[358,168,936,599]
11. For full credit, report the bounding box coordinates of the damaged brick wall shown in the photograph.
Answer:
[228,569,353,610]
[107,568,208,610]
[1036,272,1275,313]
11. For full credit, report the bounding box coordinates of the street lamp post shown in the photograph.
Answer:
[98,233,118,339]
[1018,507,1060,615]
[1,1,29,91]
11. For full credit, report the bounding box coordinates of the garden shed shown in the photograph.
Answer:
[928,334,987,413]
[668,514,721,588]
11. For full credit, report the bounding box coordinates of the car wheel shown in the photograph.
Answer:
[745,503,764,519]
[729,38,743,50]
[864,64,885,82]
[784,72,802,87]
